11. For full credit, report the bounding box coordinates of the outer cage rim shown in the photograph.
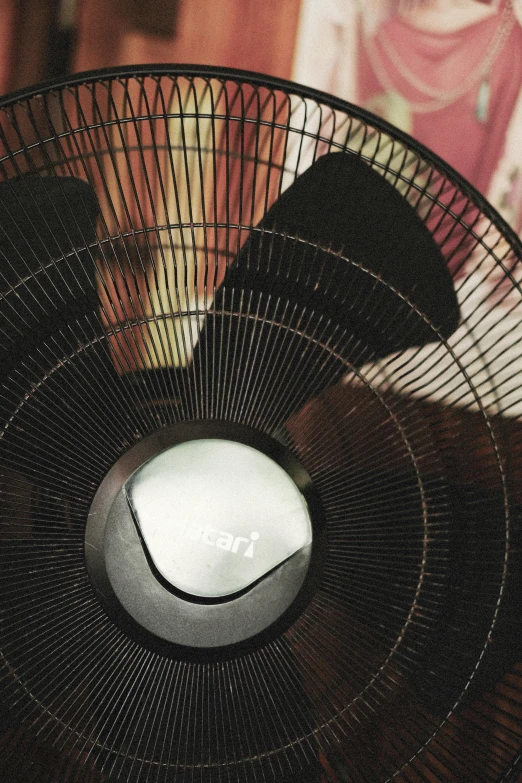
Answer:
[0,62,520,264]
[0,62,519,781]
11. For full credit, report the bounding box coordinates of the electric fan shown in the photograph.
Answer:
[0,65,521,783]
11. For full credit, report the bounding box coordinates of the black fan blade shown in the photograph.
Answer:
[0,174,100,365]
[0,176,108,483]
[277,152,457,338]
[236,151,459,353]
[192,153,460,425]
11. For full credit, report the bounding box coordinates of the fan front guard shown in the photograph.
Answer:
[0,66,521,783]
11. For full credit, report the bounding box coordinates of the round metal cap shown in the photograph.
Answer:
[85,421,325,657]
[124,439,312,599]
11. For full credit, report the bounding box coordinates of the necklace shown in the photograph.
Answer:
[364,0,515,118]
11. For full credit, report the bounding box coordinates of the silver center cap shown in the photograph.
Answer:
[124,439,312,599]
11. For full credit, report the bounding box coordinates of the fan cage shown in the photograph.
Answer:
[0,65,520,783]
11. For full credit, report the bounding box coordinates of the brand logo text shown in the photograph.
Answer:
[183,525,260,558]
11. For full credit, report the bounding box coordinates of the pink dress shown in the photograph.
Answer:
[292,0,522,235]
[357,4,522,208]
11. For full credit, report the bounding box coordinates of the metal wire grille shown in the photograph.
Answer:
[0,66,521,782]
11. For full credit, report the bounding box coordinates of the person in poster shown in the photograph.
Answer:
[292,0,522,234]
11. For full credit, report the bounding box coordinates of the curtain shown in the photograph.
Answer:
[74,0,301,76]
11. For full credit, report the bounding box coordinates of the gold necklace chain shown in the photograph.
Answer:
[364,0,515,113]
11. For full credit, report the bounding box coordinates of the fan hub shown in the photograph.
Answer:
[85,421,325,657]
[124,438,313,600]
